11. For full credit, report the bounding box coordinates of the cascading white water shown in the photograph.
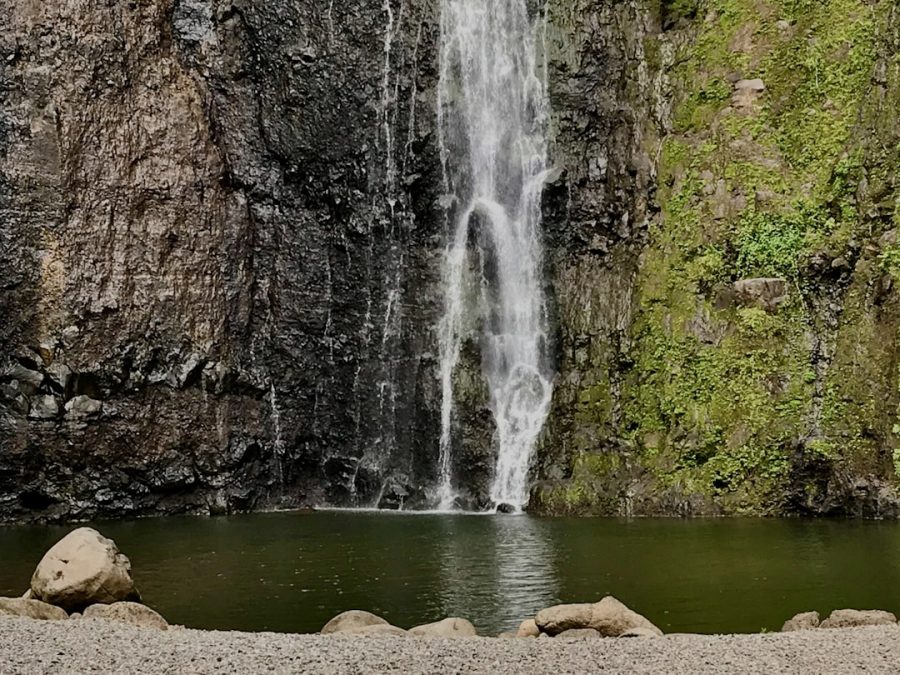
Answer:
[436,0,553,511]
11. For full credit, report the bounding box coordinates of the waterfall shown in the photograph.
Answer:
[436,0,553,511]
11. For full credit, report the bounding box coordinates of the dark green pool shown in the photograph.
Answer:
[3,512,899,635]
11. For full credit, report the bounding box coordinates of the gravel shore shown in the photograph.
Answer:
[2,617,899,674]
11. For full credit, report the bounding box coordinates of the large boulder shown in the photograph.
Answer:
[0,597,68,620]
[321,610,390,634]
[30,528,140,612]
[83,602,168,631]
[782,611,820,632]
[535,597,662,637]
[409,617,477,638]
[820,609,897,629]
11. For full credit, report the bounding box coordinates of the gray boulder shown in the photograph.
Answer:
[820,609,896,629]
[782,611,820,632]
[0,597,68,620]
[83,602,168,630]
[30,527,140,612]
[409,617,477,638]
[321,610,390,634]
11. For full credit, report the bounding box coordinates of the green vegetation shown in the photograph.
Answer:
[541,0,900,515]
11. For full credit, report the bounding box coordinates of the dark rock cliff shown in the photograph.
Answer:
[0,0,660,521]
[5,0,898,524]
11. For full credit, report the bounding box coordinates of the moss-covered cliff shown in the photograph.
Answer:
[537,0,900,516]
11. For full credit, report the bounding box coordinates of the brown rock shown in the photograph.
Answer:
[409,617,477,638]
[589,597,662,637]
[83,602,168,631]
[820,609,897,629]
[0,597,68,621]
[534,603,594,636]
[321,610,390,634]
[535,597,662,637]
[782,611,820,632]
[30,528,140,612]
[733,278,788,312]
[516,618,540,638]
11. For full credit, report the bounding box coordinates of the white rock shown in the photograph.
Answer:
[30,528,140,612]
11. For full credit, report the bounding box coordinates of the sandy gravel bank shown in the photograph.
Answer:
[1,617,899,674]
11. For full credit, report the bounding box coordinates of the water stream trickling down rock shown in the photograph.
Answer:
[436,0,554,511]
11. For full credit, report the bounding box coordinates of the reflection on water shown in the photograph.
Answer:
[435,515,557,630]
[4,513,900,635]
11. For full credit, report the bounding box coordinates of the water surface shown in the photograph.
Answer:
[2,512,899,635]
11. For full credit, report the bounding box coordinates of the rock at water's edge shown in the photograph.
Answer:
[820,609,897,629]
[0,597,68,621]
[83,602,168,631]
[30,527,140,612]
[321,610,390,634]
[782,611,820,632]
[535,597,662,637]
[516,618,540,638]
[409,617,477,638]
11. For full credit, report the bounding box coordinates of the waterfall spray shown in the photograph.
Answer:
[436,0,553,511]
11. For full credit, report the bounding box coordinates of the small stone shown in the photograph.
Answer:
[732,78,766,108]
[61,326,80,349]
[65,395,102,419]
[782,611,820,632]
[4,363,44,395]
[516,618,540,638]
[28,395,59,420]
[46,362,72,392]
[733,278,788,312]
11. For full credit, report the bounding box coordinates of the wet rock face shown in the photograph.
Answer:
[0,0,445,521]
[0,0,661,522]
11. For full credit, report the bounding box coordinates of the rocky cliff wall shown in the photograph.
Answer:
[5,0,897,524]
[0,0,661,521]
[534,0,900,517]
[0,0,449,520]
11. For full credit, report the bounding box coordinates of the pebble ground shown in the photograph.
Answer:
[1,617,899,674]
